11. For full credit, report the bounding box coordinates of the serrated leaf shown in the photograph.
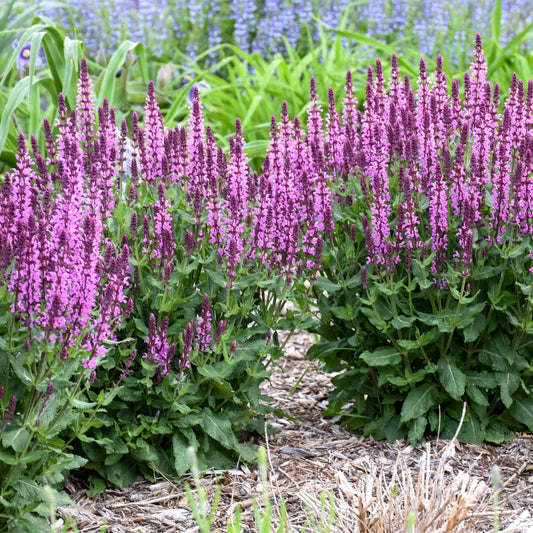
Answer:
[132,441,159,463]
[13,476,44,501]
[464,371,498,388]
[418,328,440,346]
[417,278,433,290]
[45,453,87,475]
[379,372,408,387]
[455,302,486,329]
[509,393,533,431]
[235,442,257,463]
[133,317,149,336]
[480,333,515,371]
[70,398,98,410]
[416,311,438,326]
[474,265,502,280]
[105,458,139,487]
[396,339,419,350]
[400,384,437,422]
[206,268,228,288]
[438,358,466,401]
[360,347,401,367]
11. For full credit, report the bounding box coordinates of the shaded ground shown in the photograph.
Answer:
[57,331,533,532]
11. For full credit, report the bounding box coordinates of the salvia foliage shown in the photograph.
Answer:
[0,57,323,529]
[308,35,533,445]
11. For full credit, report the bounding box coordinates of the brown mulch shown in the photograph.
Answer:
[56,331,533,532]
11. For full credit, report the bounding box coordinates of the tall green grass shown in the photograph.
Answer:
[3,3,533,170]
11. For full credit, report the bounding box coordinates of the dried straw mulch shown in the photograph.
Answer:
[56,331,533,532]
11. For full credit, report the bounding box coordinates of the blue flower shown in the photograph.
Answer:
[12,40,45,72]
[187,80,211,103]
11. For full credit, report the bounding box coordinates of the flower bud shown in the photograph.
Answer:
[157,62,173,90]
[95,46,107,67]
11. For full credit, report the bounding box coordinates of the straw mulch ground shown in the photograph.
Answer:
[56,331,533,532]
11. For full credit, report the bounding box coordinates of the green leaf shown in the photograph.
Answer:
[199,408,239,451]
[133,317,149,336]
[330,305,352,321]
[7,352,32,386]
[408,417,427,445]
[463,313,486,343]
[491,0,502,41]
[378,371,408,387]
[104,457,139,487]
[2,427,31,454]
[464,371,497,388]
[455,302,486,330]
[70,398,98,409]
[508,235,530,259]
[391,315,416,330]
[466,384,489,407]
[206,268,227,288]
[458,416,484,445]
[132,441,159,463]
[396,339,419,351]
[172,432,192,476]
[438,358,466,401]
[197,363,234,381]
[0,449,17,465]
[480,332,517,371]
[96,40,141,108]
[474,265,502,280]
[45,453,87,475]
[400,384,437,422]
[360,347,401,367]
[449,286,481,304]
[313,276,341,293]
[13,476,45,501]
[416,311,438,326]
[0,75,30,157]
[484,422,508,444]
[509,393,533,431]
[496,371,520,408]
[417,328,440,346]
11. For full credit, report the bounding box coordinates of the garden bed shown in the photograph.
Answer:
[55,332,533,532]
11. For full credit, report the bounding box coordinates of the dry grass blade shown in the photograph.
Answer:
[300,443,495,533]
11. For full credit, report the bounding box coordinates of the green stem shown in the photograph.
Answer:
[443,275,467,357]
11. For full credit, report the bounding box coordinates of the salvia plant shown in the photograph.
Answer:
[0,60,131,530]
[75,75,325,491]
[0,56,325,528]
[307,34,533,444]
